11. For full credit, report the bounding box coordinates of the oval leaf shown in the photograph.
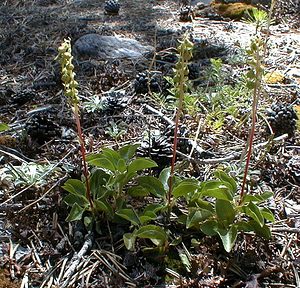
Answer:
[201,181,233,201]
[215,199,235,225]
[0,123,9,132]
[87,155,116,171]
[119,144,140,162]
[186,208,213,229]
[94,199,113,216]
[140,211,157,225]
[143,204,165,214]
[261,207,275,222]
[128,158,158,174]
[64,194,89,207]
[172,180,199,198]
[116,208,140,226]
[248,220,271,239]
[245,202,264,227]
[63,179,86,196]
[90,169,109,198]
[128,186,149,197]
[200,220,218,236]
[216,225,238,252]
[193,199,214,212]
[259,191,273,201]
[137,176,166,198]
[66,203,85,222]
[123,232,137,251]
[136,225,167,246]
[214,170,237,193]
[159,167,171,191]
[242,194,263,204]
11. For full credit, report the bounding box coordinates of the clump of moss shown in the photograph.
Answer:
[211,2,255,19]
[264,71,285,84]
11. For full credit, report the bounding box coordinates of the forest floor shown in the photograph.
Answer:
[0,0,300,287]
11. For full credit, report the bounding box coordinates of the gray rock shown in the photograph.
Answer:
[191,0,212,5]
[74,34,154,60]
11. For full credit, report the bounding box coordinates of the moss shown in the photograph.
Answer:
[211,2,256,19]
[0,270,20,288]
[294,105,300,131]
[0,135,17,147]
[264,71,285,84]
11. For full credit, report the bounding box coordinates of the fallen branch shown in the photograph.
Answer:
[271,227,300,233]
[177,150,239,164]
[61,232,94,288]
[143,104,175,126]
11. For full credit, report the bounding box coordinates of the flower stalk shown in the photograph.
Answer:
[56,38,94,211]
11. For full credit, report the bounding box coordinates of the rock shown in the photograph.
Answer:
[191,0,212,6]
[74,34,154,60]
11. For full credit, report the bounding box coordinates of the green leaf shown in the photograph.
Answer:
[170,236,182,246]
[87,148,121,171]
[136,225,167,246]
[102,148,121,162]
[245,202,264,227]
[242,191,273,204]
[216,225,238,252]
[94,199,112,213]
[123,232,137,251]
[246,80,255,90]
[90,169,109,198]
[246,70,255,79]
[236,221,253,232]
[259,191,273,201]
[159,167,171,191]
[143,204,165,214]
[248,220,271,239]
[116,159,127,173]
[200,220,218,236]
[172,179,199,198]
[116,208,141,226]
[179,253,191,272]
[64,193,89,207]
[177,214,187,225]
[137,176,166,198]
[63,179,86,196]
[128,158,157,174]
[214,170,237,193]
[201,181,233,201]
[112,173,130,189]
[66,203,85,222]
[193,199,214,212]
[186,208,213,229]
[140,211,157,225]
[119,144,140,162]
[0,123,9,132]
[87,154,116,171]
[242,194,263,203]
[215,199,235,224]
[128,186,149,197]
[84,216,93,231]
[261,207,275,222]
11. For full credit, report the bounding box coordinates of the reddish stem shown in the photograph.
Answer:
[240,54,261,202]
[240,109,256,202]
[168,107,181,205]
[74,105,94,210]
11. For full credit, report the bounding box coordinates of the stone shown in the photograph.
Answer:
[73,34,154,60]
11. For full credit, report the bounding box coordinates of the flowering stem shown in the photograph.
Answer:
[56,38,94,212]
[168,35,193,210]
